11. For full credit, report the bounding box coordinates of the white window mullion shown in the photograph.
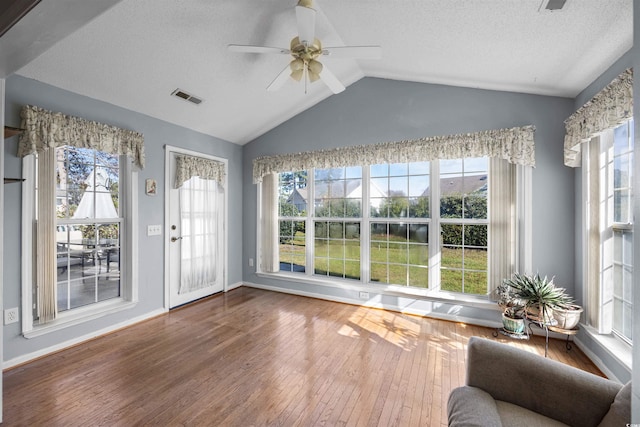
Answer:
[600,131,614,334]
[305,169,315,276]
[361,166,370,283]
[430,160,441,292]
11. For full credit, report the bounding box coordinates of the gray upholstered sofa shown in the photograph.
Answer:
[448,337,630,427]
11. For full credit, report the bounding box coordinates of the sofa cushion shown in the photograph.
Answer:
[598,381,631,427]
[495,400,569,427]
[448,386,502,427]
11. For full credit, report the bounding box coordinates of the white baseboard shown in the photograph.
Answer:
[243,281,503,329]
[3,308,166,370]
[226,281,243,291]
[242,283,596,343]
[573,336,626,383]
[5,285,244,370]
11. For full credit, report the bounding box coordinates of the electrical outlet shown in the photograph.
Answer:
[5,307,19,325]
[147,225,162,236]
[359,291,369,300]
[249,258,254,267]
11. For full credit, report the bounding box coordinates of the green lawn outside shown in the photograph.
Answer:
[279,232,487,294]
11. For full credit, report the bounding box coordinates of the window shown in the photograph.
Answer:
[22,146,137,334]
[18,105,143,335]
[584,119,633,344]
[611,121,633,342]
[274,158,494,295]
[314,167,362,280]
[55,146,122,312]
[278,171,307,273]
[370,162,429,288]
[259,125,532,299]
[439,158,488,294]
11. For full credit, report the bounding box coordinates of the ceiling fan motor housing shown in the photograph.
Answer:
[289,36,323,82]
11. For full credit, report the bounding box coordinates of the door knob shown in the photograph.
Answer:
[171,236,182,242]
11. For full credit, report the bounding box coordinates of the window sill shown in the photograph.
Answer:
[23,298,137,339]
[256,271,499,310]
[579,324,632,374]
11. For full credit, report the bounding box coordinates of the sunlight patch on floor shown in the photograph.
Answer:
[338,307,420,351]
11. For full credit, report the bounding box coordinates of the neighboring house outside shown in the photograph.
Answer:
[286,179,387,212]
[437,174,487,197]
[288,187,310,212]
[286,174,488,212]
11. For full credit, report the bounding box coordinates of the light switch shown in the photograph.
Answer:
[147,225,162,236]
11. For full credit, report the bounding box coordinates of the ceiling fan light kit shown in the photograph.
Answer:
[228,0,381,94]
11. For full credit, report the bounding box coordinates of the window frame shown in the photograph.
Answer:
[612,224,633,343]
[265,157,528,300]
[20,152,138,338]
[581,119,634,347]
[437,157,489,294]
[610,120,634,343]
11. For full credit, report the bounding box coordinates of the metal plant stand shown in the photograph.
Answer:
[527,318,551,357]
[549,325,579,351]
[494,317,578,357]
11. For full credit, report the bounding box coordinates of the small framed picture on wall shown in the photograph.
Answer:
[145,178,157,196]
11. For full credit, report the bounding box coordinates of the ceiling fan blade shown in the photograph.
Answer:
[267,63,293,92]
[318,64,345,94]
[295,3,316,45]
[228,44,290,55]
[322,46,382,59]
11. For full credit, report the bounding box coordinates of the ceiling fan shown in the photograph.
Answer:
[228,0,381,94]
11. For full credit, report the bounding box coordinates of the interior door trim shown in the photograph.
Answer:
[163,145,229,310]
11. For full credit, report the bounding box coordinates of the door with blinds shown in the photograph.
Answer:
[166,148,226,308]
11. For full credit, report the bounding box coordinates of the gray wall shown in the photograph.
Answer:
[3,74,243,362]
[242,77,575,322]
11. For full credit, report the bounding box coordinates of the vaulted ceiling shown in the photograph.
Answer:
[0,0,633,145]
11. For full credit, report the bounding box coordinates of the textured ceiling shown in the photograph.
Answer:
[5,0,634,145]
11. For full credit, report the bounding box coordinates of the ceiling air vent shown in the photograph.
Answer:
[171,88,204,105]
[539,0,567,11]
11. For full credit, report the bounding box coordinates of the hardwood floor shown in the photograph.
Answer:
[4,287,603,426]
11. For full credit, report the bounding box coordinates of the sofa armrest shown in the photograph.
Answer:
[448,386,502,427]
[465,337,621,427]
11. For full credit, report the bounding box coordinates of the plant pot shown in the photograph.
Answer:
[525,305,557,326]
[502,313,525,335]
[552,305,583,330]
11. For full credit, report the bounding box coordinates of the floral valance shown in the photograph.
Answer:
[253,125,535,183]
[564,68,633,167]
[175,154,226,188]
[17,105,145,169]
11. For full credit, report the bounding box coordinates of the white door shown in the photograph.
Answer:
[167,149,225,308]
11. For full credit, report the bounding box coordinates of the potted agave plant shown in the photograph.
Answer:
[494,282,526,335]
[503,272,572,326]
